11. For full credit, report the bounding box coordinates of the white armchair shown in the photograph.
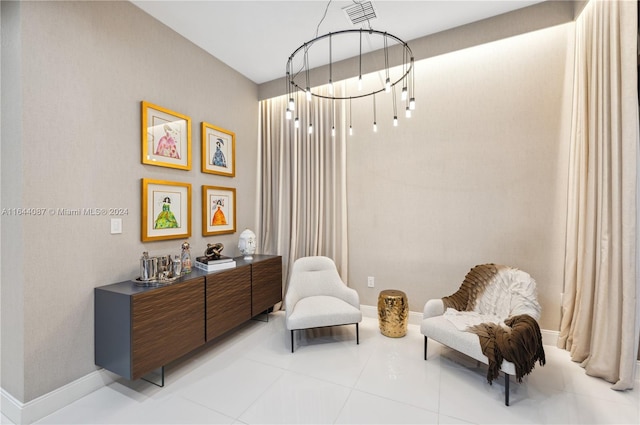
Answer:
[421,264,545,406]
[285,256,362,352]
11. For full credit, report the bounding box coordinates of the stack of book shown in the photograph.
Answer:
[194,255,236,272]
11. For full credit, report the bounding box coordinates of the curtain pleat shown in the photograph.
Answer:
[257,85,349,306]
[558,0,639,389]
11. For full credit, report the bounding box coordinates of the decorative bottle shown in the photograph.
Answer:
[172,255,182,277]
[140,251,157,281]
[181,241,192,273]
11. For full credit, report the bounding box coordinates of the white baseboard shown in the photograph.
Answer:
[1,368,116,425]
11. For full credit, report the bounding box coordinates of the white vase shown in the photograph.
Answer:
[238,228,256,260]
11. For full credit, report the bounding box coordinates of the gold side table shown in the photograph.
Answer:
[377,289,408,337]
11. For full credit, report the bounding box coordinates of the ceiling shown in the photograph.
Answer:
[131,0,546,85]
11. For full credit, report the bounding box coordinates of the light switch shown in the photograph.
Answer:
[110,218,122,234]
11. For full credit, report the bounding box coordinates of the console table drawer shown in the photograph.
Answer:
[251,256,283,316]
[205,265,251,341]
[132,277,204,379]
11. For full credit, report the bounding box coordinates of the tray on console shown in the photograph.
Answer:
[132,276,180,287]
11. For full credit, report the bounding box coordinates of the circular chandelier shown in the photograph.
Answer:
[285,28,415,135]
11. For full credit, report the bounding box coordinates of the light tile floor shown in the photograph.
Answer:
[4,312,639,424]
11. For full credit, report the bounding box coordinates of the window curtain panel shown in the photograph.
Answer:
[558,0,639,390]
[257,85,349,306]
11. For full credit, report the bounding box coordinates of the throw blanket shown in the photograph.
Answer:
[442,264,545,383]
[469,315,546,383]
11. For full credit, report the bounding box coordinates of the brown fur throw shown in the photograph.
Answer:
[469,315,546,383]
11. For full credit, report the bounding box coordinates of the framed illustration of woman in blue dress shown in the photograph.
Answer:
[201,122,235,177]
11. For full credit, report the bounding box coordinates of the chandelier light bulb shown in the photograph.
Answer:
[385,78,391,93]
[405,106,411,118]
[409,97,416,110]
[308,123,313,134]
[294,117,299,128]
[306,88,311,101]
[349,125,353,136]
[331,126,336,137]
[393,116,398,127]
[373,122,377,132]
[285,108,292,120]
[358,76,362,91]
[329,81,333,95]
[401,87,408,101]
[289,98,295,110]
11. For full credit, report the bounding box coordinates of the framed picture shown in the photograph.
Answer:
[201,122,235,177]
[202,185,236,236]
[142,101,192,170]
[142,178,192,242]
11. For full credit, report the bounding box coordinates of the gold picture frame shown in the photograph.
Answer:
[142,178,192,242]
[202,185,236,236]
[142,101,192,170]
[201,122,235,177]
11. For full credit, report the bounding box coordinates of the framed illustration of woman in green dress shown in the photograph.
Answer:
[142,178,192,241]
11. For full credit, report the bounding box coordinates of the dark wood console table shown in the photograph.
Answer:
[94,255,282,383]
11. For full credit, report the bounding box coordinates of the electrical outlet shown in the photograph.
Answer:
[367,276,375,288]
[110,218,122,234]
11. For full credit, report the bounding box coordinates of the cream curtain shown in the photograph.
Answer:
[257,85,349,305]
[558,0,639,390]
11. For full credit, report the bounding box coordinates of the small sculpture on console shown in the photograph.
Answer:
[204,242,224,261]
[238,229,256,260]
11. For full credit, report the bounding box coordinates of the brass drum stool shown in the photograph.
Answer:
[377,289,409,337]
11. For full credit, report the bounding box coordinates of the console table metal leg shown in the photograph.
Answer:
[141,366,165,388]
[252,307,273,323]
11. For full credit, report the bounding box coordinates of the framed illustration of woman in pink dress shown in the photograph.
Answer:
[142,101,192,170]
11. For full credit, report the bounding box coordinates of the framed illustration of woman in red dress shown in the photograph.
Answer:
[201,185,236,236]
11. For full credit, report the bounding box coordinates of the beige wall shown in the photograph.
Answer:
[1,1,258,403]
[346,23,574,331]
[1,0,26,405]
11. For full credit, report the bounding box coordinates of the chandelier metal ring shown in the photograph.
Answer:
[286,28,414,101]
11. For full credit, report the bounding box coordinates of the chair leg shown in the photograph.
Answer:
[291,330,294,353]
[424,336,428,360]
[356,323,359,344]
[505,373,510,406]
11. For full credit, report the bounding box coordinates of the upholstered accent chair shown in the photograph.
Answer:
[285,256,362,352]
[421,264,545,405]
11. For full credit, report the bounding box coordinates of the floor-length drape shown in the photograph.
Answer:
[558,0,639,390]
[257,85,349,305]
